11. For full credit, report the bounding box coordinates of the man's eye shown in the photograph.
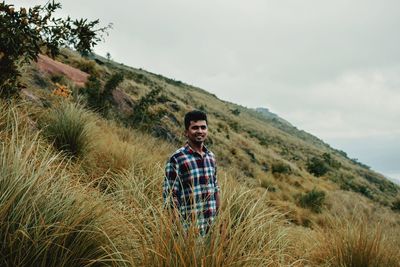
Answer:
[191,125,207,130]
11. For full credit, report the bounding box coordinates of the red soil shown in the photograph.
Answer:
[36,54,88,87]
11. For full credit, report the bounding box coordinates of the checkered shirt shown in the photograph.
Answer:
[163,143,220,235]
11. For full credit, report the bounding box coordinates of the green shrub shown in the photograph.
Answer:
[351,158,371,169]
[340,180,374,200]
[230,108,240,116]
[307,156,329,177]
[82,74,102,110]
[391,199,400,212]
[322,152,341,168]
[81,73,124,114]
[72,58,99,75]
[272,162,292,175]
[299,188,326,213]
[42,102,92,158]
[128,72,153,86]
[50,73,68,85]
[103,72,124,97]
[130,87,164,127]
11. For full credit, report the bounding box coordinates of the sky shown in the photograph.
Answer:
[14,0,400,183]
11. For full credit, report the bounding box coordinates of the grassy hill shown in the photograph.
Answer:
[1,48,400,266]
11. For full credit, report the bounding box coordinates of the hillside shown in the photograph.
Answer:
[65,50,399,212]
[1,48,400,266]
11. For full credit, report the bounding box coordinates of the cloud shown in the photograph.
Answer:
[281,67,400,139]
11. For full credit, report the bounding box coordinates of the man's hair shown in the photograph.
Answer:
[184,110,208,130]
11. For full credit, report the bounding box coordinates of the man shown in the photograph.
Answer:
[163,110,220,236]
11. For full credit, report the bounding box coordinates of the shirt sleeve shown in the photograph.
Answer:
[163,156,181,209]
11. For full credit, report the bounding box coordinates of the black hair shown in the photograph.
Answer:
[184,110,208,130]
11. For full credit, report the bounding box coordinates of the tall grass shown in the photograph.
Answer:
[42,101,93,158]
[310,214,400,267]
[3,97,400,267]
[110,167,303,266]
[0,105,128,266]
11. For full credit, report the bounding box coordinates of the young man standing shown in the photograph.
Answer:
[163,110,220,236]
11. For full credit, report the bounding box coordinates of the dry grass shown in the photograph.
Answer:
[110,169,304,266]
[308,214,400,267]
[81,118,172,186]
[2,95,400,266]
[0,104,129,266]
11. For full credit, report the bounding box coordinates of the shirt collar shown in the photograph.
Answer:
[184,142,209,156]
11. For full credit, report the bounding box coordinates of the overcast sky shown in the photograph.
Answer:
[14,0,400,183]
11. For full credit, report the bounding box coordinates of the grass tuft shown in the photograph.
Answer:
[42,101,93,158]
[0,106,127,266]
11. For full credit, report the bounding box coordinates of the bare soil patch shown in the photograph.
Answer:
[36,54,88,87]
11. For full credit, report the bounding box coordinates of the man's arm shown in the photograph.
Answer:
[163,156,181,220]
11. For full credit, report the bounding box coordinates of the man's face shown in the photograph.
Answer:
[185,120,208,145]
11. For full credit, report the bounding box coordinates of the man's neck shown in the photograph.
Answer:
[188,141,204,155]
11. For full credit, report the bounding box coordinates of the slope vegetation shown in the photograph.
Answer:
[1,48,399,266]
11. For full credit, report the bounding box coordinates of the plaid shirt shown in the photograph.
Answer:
[163,143,220,235]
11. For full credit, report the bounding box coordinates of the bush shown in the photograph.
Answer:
[82,74,102,110]
[128,72,153,86]
[272,162,292,175]
[322,152,341,168]
[299,188,326,213]
[130,86,164,127]
[42,102,92,158]
[340,181,374,200]
[81,72,124,114]
[230,108,240,115]
[307,156,329,177]
[103,72,124,97]
[392,199,400,212]
[72,58,99,75]
[49,73,68,85]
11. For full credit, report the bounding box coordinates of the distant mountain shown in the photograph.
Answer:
[255,107,290,125]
